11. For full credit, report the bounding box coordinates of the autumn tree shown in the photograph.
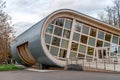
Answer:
[0,0,14,64]
[98,0,120,28]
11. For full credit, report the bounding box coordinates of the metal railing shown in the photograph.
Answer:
[66,57,120,72]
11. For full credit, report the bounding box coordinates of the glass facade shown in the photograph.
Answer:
[45,17,120,60]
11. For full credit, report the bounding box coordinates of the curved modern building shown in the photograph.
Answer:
[11,9,120,67]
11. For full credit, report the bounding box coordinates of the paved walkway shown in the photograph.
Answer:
[0,70,119,80]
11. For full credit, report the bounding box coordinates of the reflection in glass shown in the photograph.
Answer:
[46,25,54,34]
[50,46,59,56]
[112,36,118,44]
[96,40,103,47]
[111,44,118,56]
[71,42,78,51]
[63,30,70,39]
[98,31,104,39]
[45,34,51,44]
[88,37,95,46]
[59,49,67,58]
[52,37,61,46]
[70,52,77,58]
[87,47,94,55]
[75,21,82,32]
[46,45,49,50]
[80,35,88,44]
[55,18,64,27]
[77,54,85,58]
[79,44,86,53]
[105,33,111,42]
[82,25,89,34]
[54,27,62,36]
[104,42,110,47]
[73,32,80,41]
[90,28,96,37]
[65,19,72,29]
[61,39,69,48]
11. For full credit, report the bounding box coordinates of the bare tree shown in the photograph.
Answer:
[98,0,120,28]
[0,0,15,64]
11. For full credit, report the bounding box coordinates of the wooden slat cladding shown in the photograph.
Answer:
[17,42,36,65]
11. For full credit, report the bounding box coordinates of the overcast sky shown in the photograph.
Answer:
[4,0,114,36]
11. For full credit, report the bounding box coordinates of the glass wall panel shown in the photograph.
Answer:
[46,45,50,50]
[119,38,120,45]
[82,25,89,35]
[61,39,69,48]
[79,44,86,53]
[118,46,120,54]
[52,37,61,46]
[50,46,59,56]
[96,40,103,47]
[80,35,88,44]
[45,34,51,44]
[105,33,111,42]
[63,30,70,39]
[104,42,110,47]
[112,36,118,44]
[111,44,118,56]
[98,31,104,39]
[71,42,78,51]
[90,28,96,37]
[59,49,67,58]
[70,52,77,58]
[65,20,72,29]
[87,47,94,55]
[54,27,62,36]
[75,21,82,32]
[77,54,85,58]
[73,32,80,41]
[55,18,64,27]
[46,25,54,34]
[88,37,95,46]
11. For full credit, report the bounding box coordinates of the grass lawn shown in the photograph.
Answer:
[0,64,25,71]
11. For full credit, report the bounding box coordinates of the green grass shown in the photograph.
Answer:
[0,64,25,71]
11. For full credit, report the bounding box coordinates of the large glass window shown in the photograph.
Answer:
[88,37,96,46]
[82,25,89,35]
[63,30,70,39]
[77,54,85,58]
[70,52,77,58]
[104,42,110,47]
[46,25,54,34]
[45,34,51,44]
[73,32,80,41]
[55,18,64,27]
[52,37,61,46]
[96,40,103,47]
[50,46,59,56]
[75,21,82,32]
[90,28,96,37]
[105,33,111,42]
[61,39,69,49]
[59,49,67,58]
[98,31,104,39]
[79,44,86,53]
[65,19,72,29]
[54,27,62,36]
[80,35,88,44]
[111,44,118,56]
[71,42,78,51]
[87,47,94,55]
[112,36,118,44]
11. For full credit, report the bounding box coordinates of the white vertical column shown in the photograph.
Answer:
[66,19,76,58]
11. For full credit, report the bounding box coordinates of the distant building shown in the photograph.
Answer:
[11,9,120,67]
